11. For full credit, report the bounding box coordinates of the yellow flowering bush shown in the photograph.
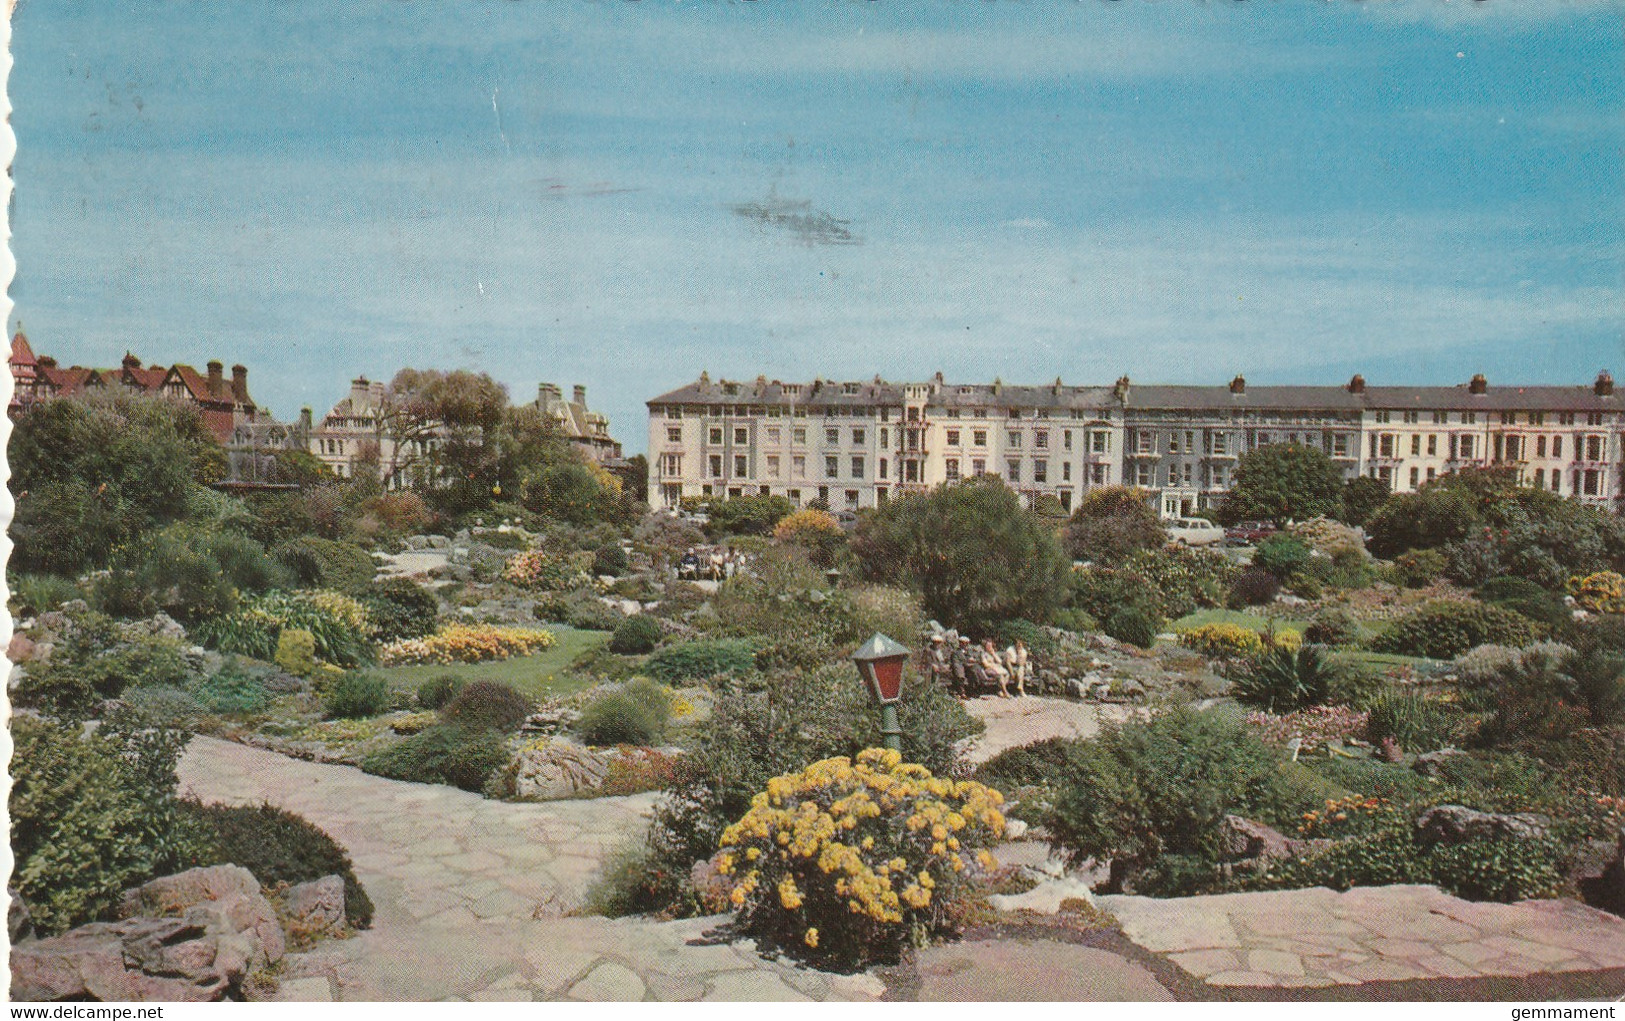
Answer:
[716,748,1005,969]
[1567,572,1625,615]
[1179,622,1265,659]
[378,624,556,666]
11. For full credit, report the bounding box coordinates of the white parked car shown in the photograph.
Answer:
[1166,517,1225,547]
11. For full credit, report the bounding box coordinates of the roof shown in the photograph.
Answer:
[10,329,36,368]
[1122,385,1367,413]
[927,382,1118,412]
[647,376,906,408]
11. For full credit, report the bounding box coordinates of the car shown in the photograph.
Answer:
[1224,520,1279,545]
[1166,517,1225,546]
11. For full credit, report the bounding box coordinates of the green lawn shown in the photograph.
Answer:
[371,626,610,701]
[1172,608,1311,633]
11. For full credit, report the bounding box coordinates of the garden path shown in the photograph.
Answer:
[962,695,1135,765]
[1100,885,1625,989]
[177,737,886,1002]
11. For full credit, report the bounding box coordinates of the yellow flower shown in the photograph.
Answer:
[804,927,819,948]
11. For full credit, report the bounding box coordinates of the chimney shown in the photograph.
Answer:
[1596,370,1615,397]
[1347,373,1366,394]
[1114,375,1131,402]
[123,352,141,370]
[699,370,711,385]
[1469,373,1488,395]
[38,355,56,368]
[299,407,313,431]
[207,360,224,397]
[1229,374,1246,394]
[231,364,248,403]
[992,376,1002,396]
[573,384,587,405]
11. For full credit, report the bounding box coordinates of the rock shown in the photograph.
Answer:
[118,865,285,972]
[403,535,428,551]
[120,612,187,642]
[690,855,734,915]
[8,634,38,663]
[1219,815,1295,861]
[1577,825,1625,917]
[520,704,583,735]
[988,875,1097,914]
[1414,805,1550,846]
[502,742,610,800]
[262,672,306,694]
[13,865,287,1003]
[1004,819,1029,840]
[282,876,346,940]
[1411,747,1467,777]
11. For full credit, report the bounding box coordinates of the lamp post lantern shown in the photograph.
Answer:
[851,632,911,753]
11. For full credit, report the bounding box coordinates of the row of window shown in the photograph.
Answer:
[1374,410,1608,427]
[1370,432,1610,462]
[1374,464,1610,499]
[941,459,1113,486]
[938,428,1112,453]
[1129,431,1354,458]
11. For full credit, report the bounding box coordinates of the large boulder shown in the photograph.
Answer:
[1414,805,1550,846]
[501,742,611,800]
[282,875,346,941]
[13,866,284,1002]
[1218,815,1330,863]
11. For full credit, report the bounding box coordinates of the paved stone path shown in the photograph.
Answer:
[962,695,1134,765]
[177,737,884,1001]
[1101,884,1625,989]
[914,939,1173,1001]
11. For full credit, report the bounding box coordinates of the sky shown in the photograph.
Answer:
[10,0,1624,456]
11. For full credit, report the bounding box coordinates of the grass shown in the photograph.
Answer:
[369,626,609,701]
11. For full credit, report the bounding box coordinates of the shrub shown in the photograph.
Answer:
[973,737,1075,820]
[773,508,846,567]
[575,680,672,747]
[195,589,375,668]
[503,549,593,591]
[379,624,556,666]
[1394,549,1448,589]
[647,638,760,682]
[717,749,1006,970]
[273,537,376,594]
[187,802,374,928]
[1122,546,1237,618]
[324,672,390,720]
[8,573,82,617]
[1371,600,1540,659]
[1230,644,1335,713]
[361,725,511,792]
[440,680,533,733]
[1254,534,1312,580]
[581,839,670,919]
[1260,823,1426,892]
[592,544,630,577]
[416,674,467,710]
[1103,607,1159,649]
[1497,593,1573,632]
[1227,567,1281,608]
[609,615,663,655]
[1062,487,1167,568]
[1180,622,1265,660]
[1426,836,1567,902]
[566,597,624,632]
[1476,576,1549,604]
[1305,607,1360,647]
[1364,692,1471,753]
[275,628,319,678]
[361,579,441,643]
[195,658,273,715]
[94,524,287,624]
[1045,707,1301,893]
[10,713,211,936]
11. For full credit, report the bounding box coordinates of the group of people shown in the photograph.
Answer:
[925,633,1032,699]
[677,547,744,582]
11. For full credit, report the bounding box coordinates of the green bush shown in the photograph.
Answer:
[1121,546,1237,618]
[93,523,288,625]
[361,725,510,792]
[440,680,533,733]
[195,659,274,715]
[973,737,1074,820]
[593,544,630,577]
[1230,644,1334,713]
[1304,607,1360,647]
[8,573,83,617]
[1104,607,1159,649]
[195,589,375,668]
[273,537,376,594]
[416,674,466,710]
[1394,549,1448,588]
[1227,567,1281,608]
[275,628,319,678]
[10,713,211,936]
[1475,576,1549,604]
[361,579,440,643]
[1260,823,1426,892]
[1364,692,1471,753]
[1372,600,1541,659]
[580,839,669,919]
[1066,567,1160,626]
[566,598,624,632]
[1254,534,1312,580]
[647,638,760,682]
[609,615,663,655]
[1426,836,1566,902]
[187,802,374,928]
[324,672,390,720]
[1045,707,1304,893]
[575,679,673,747]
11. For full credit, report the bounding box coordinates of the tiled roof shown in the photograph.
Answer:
[648,377,907,407]
[928,382,1118,412]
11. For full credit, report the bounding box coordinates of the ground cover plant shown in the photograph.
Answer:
[186,802,374,928]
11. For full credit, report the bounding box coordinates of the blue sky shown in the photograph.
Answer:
[11,1,1623,455]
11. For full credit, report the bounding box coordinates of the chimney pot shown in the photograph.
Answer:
[573,384,587,405]
[1595,370,1615,397]
[1348,373,1366,394]
[207,360,224,396]
[1229,374,1246,394]
[1469,373,1488,395]
[231,364,249,402]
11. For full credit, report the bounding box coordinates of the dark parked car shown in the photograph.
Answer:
[1224,520,1278,545]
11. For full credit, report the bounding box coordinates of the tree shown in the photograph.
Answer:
[1340,476,1391,527]
[1062,487,1166,566]
[852,477,1068,633]
[701,494,795,537]
[1218,443,1345,525]
[378,368,509,499]
[773,508,846,567]
[1364,486,1479,558]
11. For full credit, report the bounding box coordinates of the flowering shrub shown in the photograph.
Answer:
[196,589,375,668]
[774,508,843,543]
[1246,705,1370,754]
[378,624,556,666]
[1296,795,1391,838]
[1568,572,1625,615]
[717,749,1005,969]
[1123,546,1237,618]
[502,549,592,591]
[1180,622,1265,659]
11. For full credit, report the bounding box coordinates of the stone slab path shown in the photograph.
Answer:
[962,696,1134,765]
[914,939,1173,1001]
[1100,885,1625,989]
[176,737,884,1002]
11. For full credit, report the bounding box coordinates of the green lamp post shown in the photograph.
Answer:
[851,632,911,753]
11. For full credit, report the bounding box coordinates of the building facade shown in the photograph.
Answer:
[534,383,623,465]
[646,371,1624,515]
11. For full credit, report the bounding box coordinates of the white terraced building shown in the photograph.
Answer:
[646,370,1623,518]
